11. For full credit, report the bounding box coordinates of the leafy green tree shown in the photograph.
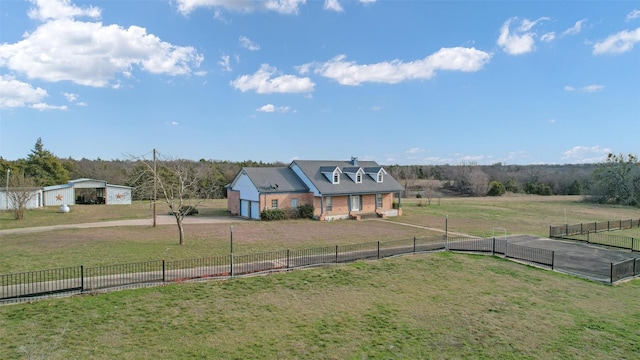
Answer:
[24,138,69,186]
[592,153,640,207]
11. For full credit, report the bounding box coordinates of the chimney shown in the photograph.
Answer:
[351,156,358,166]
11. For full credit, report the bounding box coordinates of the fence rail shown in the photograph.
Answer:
[446,237,553,268]
[4,232,638,303]
[550,219,640,238]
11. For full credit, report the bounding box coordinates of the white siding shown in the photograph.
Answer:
[72,180,106,189]
[44,187,75,206]
[106,186,132,205]
[0,190,43,209]
[233,174,259,201]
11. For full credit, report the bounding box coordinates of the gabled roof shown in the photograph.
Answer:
[234,167,309,193]
[290,160,404,196]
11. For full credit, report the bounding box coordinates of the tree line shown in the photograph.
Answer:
[2,139,639,208]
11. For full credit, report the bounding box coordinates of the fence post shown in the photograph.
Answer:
[610,263,614,284]
[492,237,495,256]
[565,224,569,236]
[413,237,416,253]
[80,265,84,292]
[286,249,290,269]
[162,260,165,283]
[551,251,554,270]
[587,231,590,243]
[581,223,583,235]
[608,221,610,232]
[335,245,338,263]
[230,254,233,278]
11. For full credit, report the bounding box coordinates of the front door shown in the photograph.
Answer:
[351,195,360,211]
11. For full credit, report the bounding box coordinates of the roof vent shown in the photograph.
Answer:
[351,156,358,166]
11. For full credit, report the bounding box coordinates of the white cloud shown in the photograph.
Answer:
[562,19,587,36]
[311,47,490,86]
[63,92,78,102]
[231,64,315,93]
[76,101,87,106]
[371,106,381,111]
[264,0,306,14]
[218,54,232,71]
[565,84,604,92]
[593,27,640,55]
[0,75,48,108]
[176,0,255,15]
[359,0,376,3]
[497,17,549,55]
[239,36,260,51]
[257,104,290,113]
[405,147,424,154]
[562,145,611,163]
[28,0,101,21]
[540,32,556,42]
[30,103,68,111]
[0,1,204,87]
[626,10,640,21]
[324,0,343,12]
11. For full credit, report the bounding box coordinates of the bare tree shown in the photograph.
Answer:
[6,174,38,220]
[131,152,209,245]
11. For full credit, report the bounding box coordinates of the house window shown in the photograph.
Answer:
[376,194,383,208]
[326,197,332,211]
[377,172,383,182]
[356,173,362,183]
[291,198,298,209]
[333,171,339,184]
[271,199,278,209]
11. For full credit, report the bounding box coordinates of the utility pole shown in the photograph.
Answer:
[5,168,9,210]
[153,149,157,227]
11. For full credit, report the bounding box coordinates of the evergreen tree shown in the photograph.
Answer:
[24,138,70,186]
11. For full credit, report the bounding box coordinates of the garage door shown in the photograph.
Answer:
[250,201,260,219]
[240,200,249,217]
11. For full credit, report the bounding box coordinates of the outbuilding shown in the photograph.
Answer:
[43,178,132,206]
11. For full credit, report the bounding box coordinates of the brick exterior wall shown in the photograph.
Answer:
[260,192,314,213]
[227,189,240,215]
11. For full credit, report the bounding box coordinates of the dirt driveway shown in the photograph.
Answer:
[0,215,244,236]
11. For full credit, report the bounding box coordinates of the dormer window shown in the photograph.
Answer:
[343,167,364,183]
[365,166,386,183]
[321,166,342,184]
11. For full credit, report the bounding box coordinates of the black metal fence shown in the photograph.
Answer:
[0,236,445,304]
[550,219,640,238]
[552,228,639,253]
[7,231,640,303]
[611,258,640,283]
[445,236,554,269]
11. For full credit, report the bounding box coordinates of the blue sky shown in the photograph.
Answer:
[1,0,638,165]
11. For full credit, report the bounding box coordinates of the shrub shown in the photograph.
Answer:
[297,204,314,219]
[487,181,506,196]
[169,205,199,216]
[261,208,286,221]
[416,193,422,198]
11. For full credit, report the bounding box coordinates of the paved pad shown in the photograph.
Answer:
[505,235,640,281]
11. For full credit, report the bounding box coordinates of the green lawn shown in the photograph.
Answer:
[2,195,640,358]
[2,254,639,359]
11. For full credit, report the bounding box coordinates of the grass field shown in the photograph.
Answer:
[2,254,640,359]
[2,195,640,358]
